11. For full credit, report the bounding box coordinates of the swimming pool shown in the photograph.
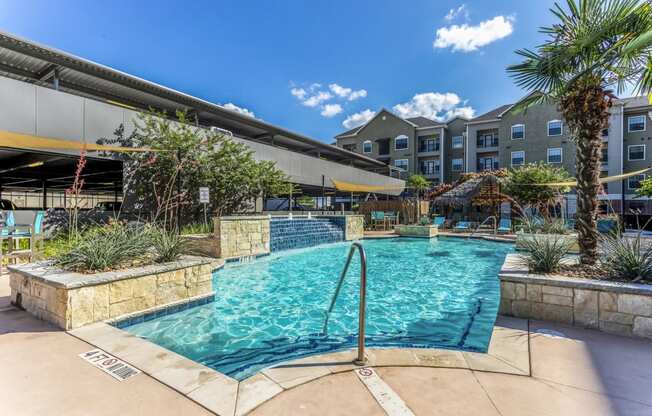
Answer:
[123,237,512,380]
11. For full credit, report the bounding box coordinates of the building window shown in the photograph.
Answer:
[362,140,372,153]
[628,115,646,132]
[477,134,498,148]
[511,124,525,140]
[394,159,408,171]
[511,151,525,167]
[420,159,440,175]
[478,157,499,171]
[395,135,409,150]
[547,120,562,136]
[418,136,439,152]
[451,158,463,172]
[547,148,563,163]
[343,143,357,152]
[601,148,608,164]
[452,136,464,149]
[628,144,646,161]
[628,174,646,190]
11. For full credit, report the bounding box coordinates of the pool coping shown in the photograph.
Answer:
[68,315,530,416]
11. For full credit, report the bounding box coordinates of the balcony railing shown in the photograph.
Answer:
[418,143,440,153]
[477,137,499,148]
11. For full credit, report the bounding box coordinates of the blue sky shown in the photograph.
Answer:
[0,0,559,142]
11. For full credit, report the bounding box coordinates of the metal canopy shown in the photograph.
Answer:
[0,31,385,171]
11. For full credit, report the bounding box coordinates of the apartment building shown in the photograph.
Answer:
[334,96,652,213]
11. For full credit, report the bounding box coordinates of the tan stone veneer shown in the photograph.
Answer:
[213,215,271,259]
[394,224,439,238]
[8,256,222,330]
[499,253,652,339]
[344,215,364,241]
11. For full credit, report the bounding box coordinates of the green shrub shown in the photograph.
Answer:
[518,214,568,235]
[180,222,212,235]
[150,227,186,263]
[600,233,652,282]
[54,223,152,273]
[419,216,430,226]
[521,235,572,273]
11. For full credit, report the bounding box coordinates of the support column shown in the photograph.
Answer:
[42,179,47,209]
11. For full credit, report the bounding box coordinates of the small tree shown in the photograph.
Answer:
[408,174,430,221]
[504,162,571,218]
[636,176,652,198]
[99,110,292,228]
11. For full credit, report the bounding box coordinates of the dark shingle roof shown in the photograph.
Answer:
[335,125,364,138]
[470,104,512,123]
[406,116,441,128]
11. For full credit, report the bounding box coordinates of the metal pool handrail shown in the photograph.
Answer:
[322,241,367,365]
[469,215,497,238]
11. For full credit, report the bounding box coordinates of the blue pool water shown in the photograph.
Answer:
[123,237,512,380]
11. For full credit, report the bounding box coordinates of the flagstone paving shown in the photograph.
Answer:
[2,273,652,415]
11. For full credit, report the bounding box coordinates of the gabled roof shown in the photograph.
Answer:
[467,104,512,124]
[406,116,442,128]
[335,109,448,138]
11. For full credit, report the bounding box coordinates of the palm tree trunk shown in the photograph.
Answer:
[560,80,611,265]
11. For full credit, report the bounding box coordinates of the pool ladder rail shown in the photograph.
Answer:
[468,215,497,239]
[322,242,367,366]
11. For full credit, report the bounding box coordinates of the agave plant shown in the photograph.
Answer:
[518,212,569,235]
[521,235,573,273]
[600,232,652,282]
[150,226,187,263]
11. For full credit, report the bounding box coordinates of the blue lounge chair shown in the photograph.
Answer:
[453,221,471,232]
[497,218,512,233]
[0,210,15,237]
[370,211,385,230]
[433,216,446,228]
[597,218,617,234]
[565,218,576,231]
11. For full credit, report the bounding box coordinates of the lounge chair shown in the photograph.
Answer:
[497,218,512,233]
[597,218,617,234]
[433,216,446,229]
[453,221,471,232]
[564,218,576,231]
[370,211,385,230]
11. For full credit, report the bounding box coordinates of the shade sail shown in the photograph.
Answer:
[0,129,152,153]
[331,178,405,193]
[531,167,652,187]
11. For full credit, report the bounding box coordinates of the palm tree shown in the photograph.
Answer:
[408,174,431,221]
[507,0,652,264]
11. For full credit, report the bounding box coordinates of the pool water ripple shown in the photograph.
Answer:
[124,237,512,380]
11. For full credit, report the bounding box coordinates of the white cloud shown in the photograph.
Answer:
[329,83,368,101]
[321,103,343,118]
[343,109,376,129]
[329,83,352,98]
[445,4,469,22]
[302,91,333,107]
[392,92,475,121]
[434,15,514,52]
[348,89,367,101]
[222,103,255,118]
[290,87,307,100]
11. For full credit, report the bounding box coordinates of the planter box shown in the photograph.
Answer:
[499,253,652,339]
[394,224,439,238]
[515,232,579,254]
[8,256,223,330]
[182,234,220,258]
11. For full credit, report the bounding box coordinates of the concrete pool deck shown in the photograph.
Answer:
[2,272,652,415]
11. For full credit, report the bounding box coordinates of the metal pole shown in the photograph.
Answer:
[355,241,367,366]
[176,149,182,232]
[42,179,47,209]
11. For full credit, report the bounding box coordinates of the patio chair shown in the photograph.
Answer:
[564,218,576,231]
[497,218,512,233]
[384,211,398,228]
[453,221,471,232]
[11,211,45,253]
[370,211,385,230]
[597,218,617,234]
[433,216,446,229]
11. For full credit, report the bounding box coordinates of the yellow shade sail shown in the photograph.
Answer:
[331,178,405,193]
[0,129,153,153]
[531,167,652,187]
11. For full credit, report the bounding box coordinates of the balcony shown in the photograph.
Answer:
[476,137,499,153]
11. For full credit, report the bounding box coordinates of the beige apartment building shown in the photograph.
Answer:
[335,96,652,214]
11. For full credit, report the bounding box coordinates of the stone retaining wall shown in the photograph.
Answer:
[8,257,221,330]
[344,215,364,240]
[499,253,652,339]
[213,215,271,259]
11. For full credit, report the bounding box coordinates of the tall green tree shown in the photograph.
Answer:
[504,162,572,217]
[507,0,652,264]
[408,174,431,220]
